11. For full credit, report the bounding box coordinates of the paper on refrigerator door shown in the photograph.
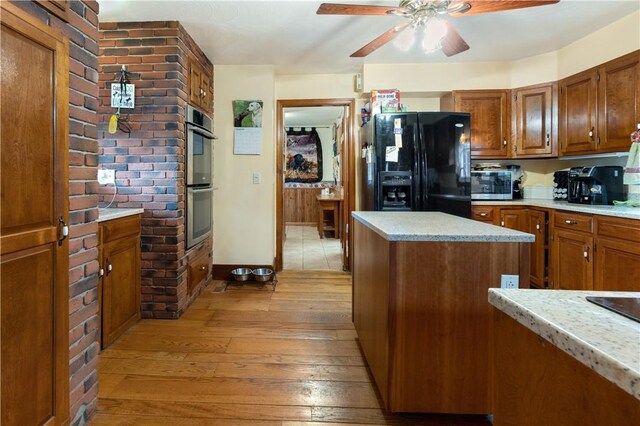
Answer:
[395,133,403,148]
[393,119,403,147]
[385,146,399,162]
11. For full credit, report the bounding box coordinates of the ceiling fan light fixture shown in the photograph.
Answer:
[393,25,416,51]
[422,17,448,53]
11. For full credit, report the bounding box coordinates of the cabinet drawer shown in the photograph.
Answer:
[554,211,593,233]
[101,215,141,243]
[472,206,496,222]
[596,215,640,243]
[188,250,210,293]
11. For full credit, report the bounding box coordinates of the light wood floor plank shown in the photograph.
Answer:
[92,270,489,426]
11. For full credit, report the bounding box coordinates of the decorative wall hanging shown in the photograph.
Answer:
[285,128,323,183]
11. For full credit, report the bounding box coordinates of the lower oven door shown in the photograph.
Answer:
[187,186,213,249]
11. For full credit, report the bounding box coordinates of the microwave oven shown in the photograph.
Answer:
[471,170,513,200]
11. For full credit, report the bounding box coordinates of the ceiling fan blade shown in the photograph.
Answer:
[317,3,401,16]
[440,21,470,57]
[350,23,411,57]
[449,0,559,16]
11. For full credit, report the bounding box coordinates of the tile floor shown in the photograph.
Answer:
[283,225,343,271]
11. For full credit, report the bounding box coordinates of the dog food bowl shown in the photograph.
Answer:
[252,268,273,282]
[231,268,252,281]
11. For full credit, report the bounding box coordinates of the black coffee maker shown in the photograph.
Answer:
[568,166,624,205]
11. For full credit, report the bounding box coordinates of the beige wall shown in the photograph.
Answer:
[213,65,276,265]
[275,74,357,99]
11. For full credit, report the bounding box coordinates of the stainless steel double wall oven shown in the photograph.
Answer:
[186,105,215,248]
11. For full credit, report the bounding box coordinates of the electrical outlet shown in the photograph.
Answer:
[98,169,115,185]
[501,274,519,289]
[252,172,261,184]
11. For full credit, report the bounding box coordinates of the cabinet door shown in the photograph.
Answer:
[500,208,526,232]
[527,210,547,289]
[189,61,202,108]
[553,229,593,290]
[1,4,70,425]
[559,70,598,155]
[597,53,640,153]
[472,205,497,224]
[514,84,554,156]
[102,234,140,348]
[594,237,640,292]
[455,91,510,158]
[200,71,212,113]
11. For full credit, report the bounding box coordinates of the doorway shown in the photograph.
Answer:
[275,99,356,272]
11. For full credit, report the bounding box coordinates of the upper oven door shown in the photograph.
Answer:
[187,125,214,186]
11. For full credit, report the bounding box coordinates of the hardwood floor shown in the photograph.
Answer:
[91,271,491,425]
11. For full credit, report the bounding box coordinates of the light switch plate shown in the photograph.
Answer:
[252,172,261,184]
[98,169,115,185]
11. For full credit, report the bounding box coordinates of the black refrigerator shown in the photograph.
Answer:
[360,112,471,218]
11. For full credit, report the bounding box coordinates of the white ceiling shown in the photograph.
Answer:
[100,1,639,74]
[285,106,344,126]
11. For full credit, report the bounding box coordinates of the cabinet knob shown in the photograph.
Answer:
[564,219,577,225]
[588,127,594,139]
[501,220,505,227]
[583,247,590,262]
[200,266,206,271]
[536,223,541,231]
[107,260,113,275]
[546,134,550,146]
[503,139,507,146]
[99,268,104,277]
[479,213,488,217]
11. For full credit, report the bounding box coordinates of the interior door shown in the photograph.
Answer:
[1,3,70,425]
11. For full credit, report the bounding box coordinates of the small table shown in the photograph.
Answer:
[316,194,343,239]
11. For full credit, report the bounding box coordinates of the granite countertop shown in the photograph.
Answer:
[352,211,534,242]
[473,199,640,220]
[97,208,144,222]
[489,289,640,400]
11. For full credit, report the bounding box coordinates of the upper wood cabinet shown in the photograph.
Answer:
[513,83,557,157]
[1,3,70,424]
[441,90,510,158]
[189,59,212,113]
[559,50,640,156]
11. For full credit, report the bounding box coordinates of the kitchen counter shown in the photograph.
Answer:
[474,198,640,220]
[352,211,534,242]
[97,208,144,222]
[489,288,640,399]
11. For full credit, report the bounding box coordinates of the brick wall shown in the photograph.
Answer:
[97,21,213,319]
[10,1,101,424]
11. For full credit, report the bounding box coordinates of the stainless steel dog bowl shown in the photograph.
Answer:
[231,268,252,281]
[252,268,273,282]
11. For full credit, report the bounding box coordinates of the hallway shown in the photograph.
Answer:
[283,225,343,271]
[91,271,490,425]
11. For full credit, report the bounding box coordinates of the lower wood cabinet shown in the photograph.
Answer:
[526,209,548,289]
[99,215,141,349]
[552,228,594,290]
[594,215,640,292]
[188,249,211,294]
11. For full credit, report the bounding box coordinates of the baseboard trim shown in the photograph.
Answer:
[211,263,275,281]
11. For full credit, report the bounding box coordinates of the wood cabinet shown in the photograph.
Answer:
[493,309,640,426]
[353,219,528,414]
[188,249,211,294]
[526,209,548,289]
[189,59,212,112]
[559,50,640,156]
[498,208,526,231]
[513,83,557,157]
[471,205,497,224]
[1,3,70,424]
[99,215,141,349]
[441,90,510,158]
[594,215,640,292]
[551,211,594,290]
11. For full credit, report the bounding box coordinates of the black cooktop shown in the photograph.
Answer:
[586,297,640,323]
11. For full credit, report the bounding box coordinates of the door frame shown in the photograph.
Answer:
[275,98,356,271]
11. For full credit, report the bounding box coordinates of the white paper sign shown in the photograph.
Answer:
[111,83,135,109]
[233,127,262,155]
[395,134,403,148]
[385,146,398,163]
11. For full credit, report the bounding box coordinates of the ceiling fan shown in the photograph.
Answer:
[317,0,560,57]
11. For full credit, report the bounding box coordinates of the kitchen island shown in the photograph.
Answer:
[352,211,534,415]
[489,289,640,425]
